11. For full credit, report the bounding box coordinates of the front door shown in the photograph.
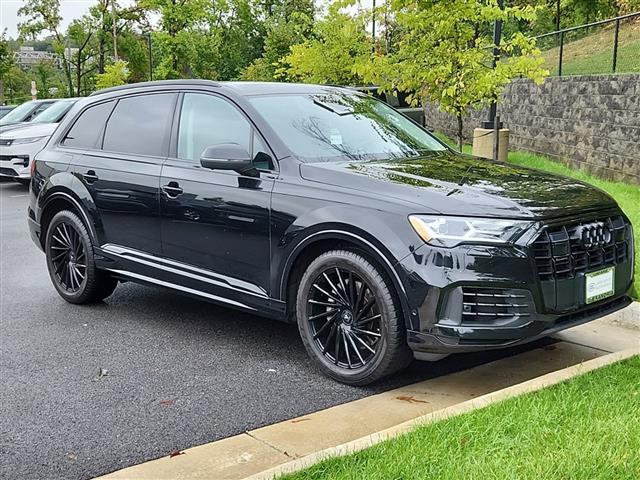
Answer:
[159,92,275,309]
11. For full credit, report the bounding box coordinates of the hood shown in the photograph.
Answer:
[0,122,58,140]
[300,151,617,219]
[0,122,30,133]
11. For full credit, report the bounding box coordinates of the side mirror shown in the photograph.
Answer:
[200,144,252,173]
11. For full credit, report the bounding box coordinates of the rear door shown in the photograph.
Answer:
[66,92,177,257]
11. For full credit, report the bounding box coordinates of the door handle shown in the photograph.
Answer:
[83,170,99,184]
[162,181,183,198]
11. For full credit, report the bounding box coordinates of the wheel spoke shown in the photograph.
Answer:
[353,328,381,338]
[348,271,356,306]
[335,268,350,305]
[51,250,68,262]
[355,313,381,327]
[309,308,337,322]
[308,299,339,308]
[350,331,376,354]
[342,330,352,368]
[312,284,345,305]
[322,321,339,354]
[356,297,375,321]
[333,327,341,364]
[354,281,366,314]
[313,312,338,339]
[73,265,85,283]
[69,265,78,290]
[52,233,69,248]
[346,331,366,365]
[323,272,348,305]
[60,224,73,248]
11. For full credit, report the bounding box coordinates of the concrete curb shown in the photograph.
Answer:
[245,347,640,480]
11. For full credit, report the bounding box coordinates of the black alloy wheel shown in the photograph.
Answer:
[296,250,412,385]
[307,266,382,369]
[49,221,87,293]
[45,210,118,304]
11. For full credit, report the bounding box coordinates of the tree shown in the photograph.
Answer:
[18,0,74,96]
[0,31,16,104]
[4,66,30,104]
[242,0,315,81]
[67,17,98,96]
[283,3,371,85]
[358,0,548,150]
[95,60,129,89]
[30,59,58,98]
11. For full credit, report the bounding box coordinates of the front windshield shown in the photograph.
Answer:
[32,99,76,123]
[0,101,38,125]
[248,91,446,163]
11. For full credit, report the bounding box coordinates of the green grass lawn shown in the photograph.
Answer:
[433,133,639,299]
[282,355,640,480]
[541,20,640,75]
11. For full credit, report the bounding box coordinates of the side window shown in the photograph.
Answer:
[62,101,115,149]
[26,103,50,121]
[103,93,176,156]
[178,93,258,164]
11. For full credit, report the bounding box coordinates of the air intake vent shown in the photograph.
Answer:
[532,215,630,281]
[461,287,532,324]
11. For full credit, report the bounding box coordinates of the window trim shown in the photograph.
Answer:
[170,90,279,174]
[59,99,116,152]
[100,92,178,159]
[57,91,178,161]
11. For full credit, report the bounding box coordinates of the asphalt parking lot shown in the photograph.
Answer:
[0,178,551,480]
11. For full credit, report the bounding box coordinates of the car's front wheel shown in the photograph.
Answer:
[296,250,412,385]
[45,210,118,304]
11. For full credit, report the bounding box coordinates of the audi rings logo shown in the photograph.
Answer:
[577,222,611,248]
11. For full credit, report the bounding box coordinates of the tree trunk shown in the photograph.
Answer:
[457,114,463,152]
[0,80,4,105]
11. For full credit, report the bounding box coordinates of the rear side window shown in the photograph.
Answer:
[63,101,115,149]
[103,93,176,157]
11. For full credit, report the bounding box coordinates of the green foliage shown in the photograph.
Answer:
[357,0,548,150]
[242,0,315,81]
[283,2,371,85]
[95,60,129,89]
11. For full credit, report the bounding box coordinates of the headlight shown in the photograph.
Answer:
[409,215,532,248]
[10,136,47,145]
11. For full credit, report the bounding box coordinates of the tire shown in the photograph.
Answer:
[45,210,118,304]
[296,250,412,385]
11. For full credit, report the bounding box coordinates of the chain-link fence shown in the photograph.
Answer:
[534,12,640,76]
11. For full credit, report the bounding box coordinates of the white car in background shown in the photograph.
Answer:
[0,98,79,184]
[0,123,58,184]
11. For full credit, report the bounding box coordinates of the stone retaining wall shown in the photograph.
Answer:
[423,74,640,184]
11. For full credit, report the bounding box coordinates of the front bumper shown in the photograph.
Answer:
[0,139,48,179]
[398,212,635,354]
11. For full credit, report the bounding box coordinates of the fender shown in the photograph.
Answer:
[39,172,100,245]
[277,224,416,329]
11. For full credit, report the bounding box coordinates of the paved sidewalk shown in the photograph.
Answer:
[98,310,639,480]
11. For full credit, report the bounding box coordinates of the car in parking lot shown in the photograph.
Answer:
[0,99,79,182]
[27,80,634,385]
[0,99,57,131]
[0,105,17,119]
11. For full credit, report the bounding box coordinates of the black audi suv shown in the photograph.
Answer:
[28,80,634,385]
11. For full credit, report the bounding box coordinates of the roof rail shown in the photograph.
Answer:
[89,79,221,96]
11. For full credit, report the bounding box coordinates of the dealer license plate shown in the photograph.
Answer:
[585,267,615,304]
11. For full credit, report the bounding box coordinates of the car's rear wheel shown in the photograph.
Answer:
[296,250,412,385]
[45,210,117,304]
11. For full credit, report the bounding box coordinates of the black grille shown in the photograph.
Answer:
[0,167,17,176]
[532,215,630,281]
[462,287,532,323]
[0,155,28,162]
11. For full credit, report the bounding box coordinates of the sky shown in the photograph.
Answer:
[0,0,145,40]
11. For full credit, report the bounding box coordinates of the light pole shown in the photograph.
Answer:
[145,32,153,81]
[483,0,504,130]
